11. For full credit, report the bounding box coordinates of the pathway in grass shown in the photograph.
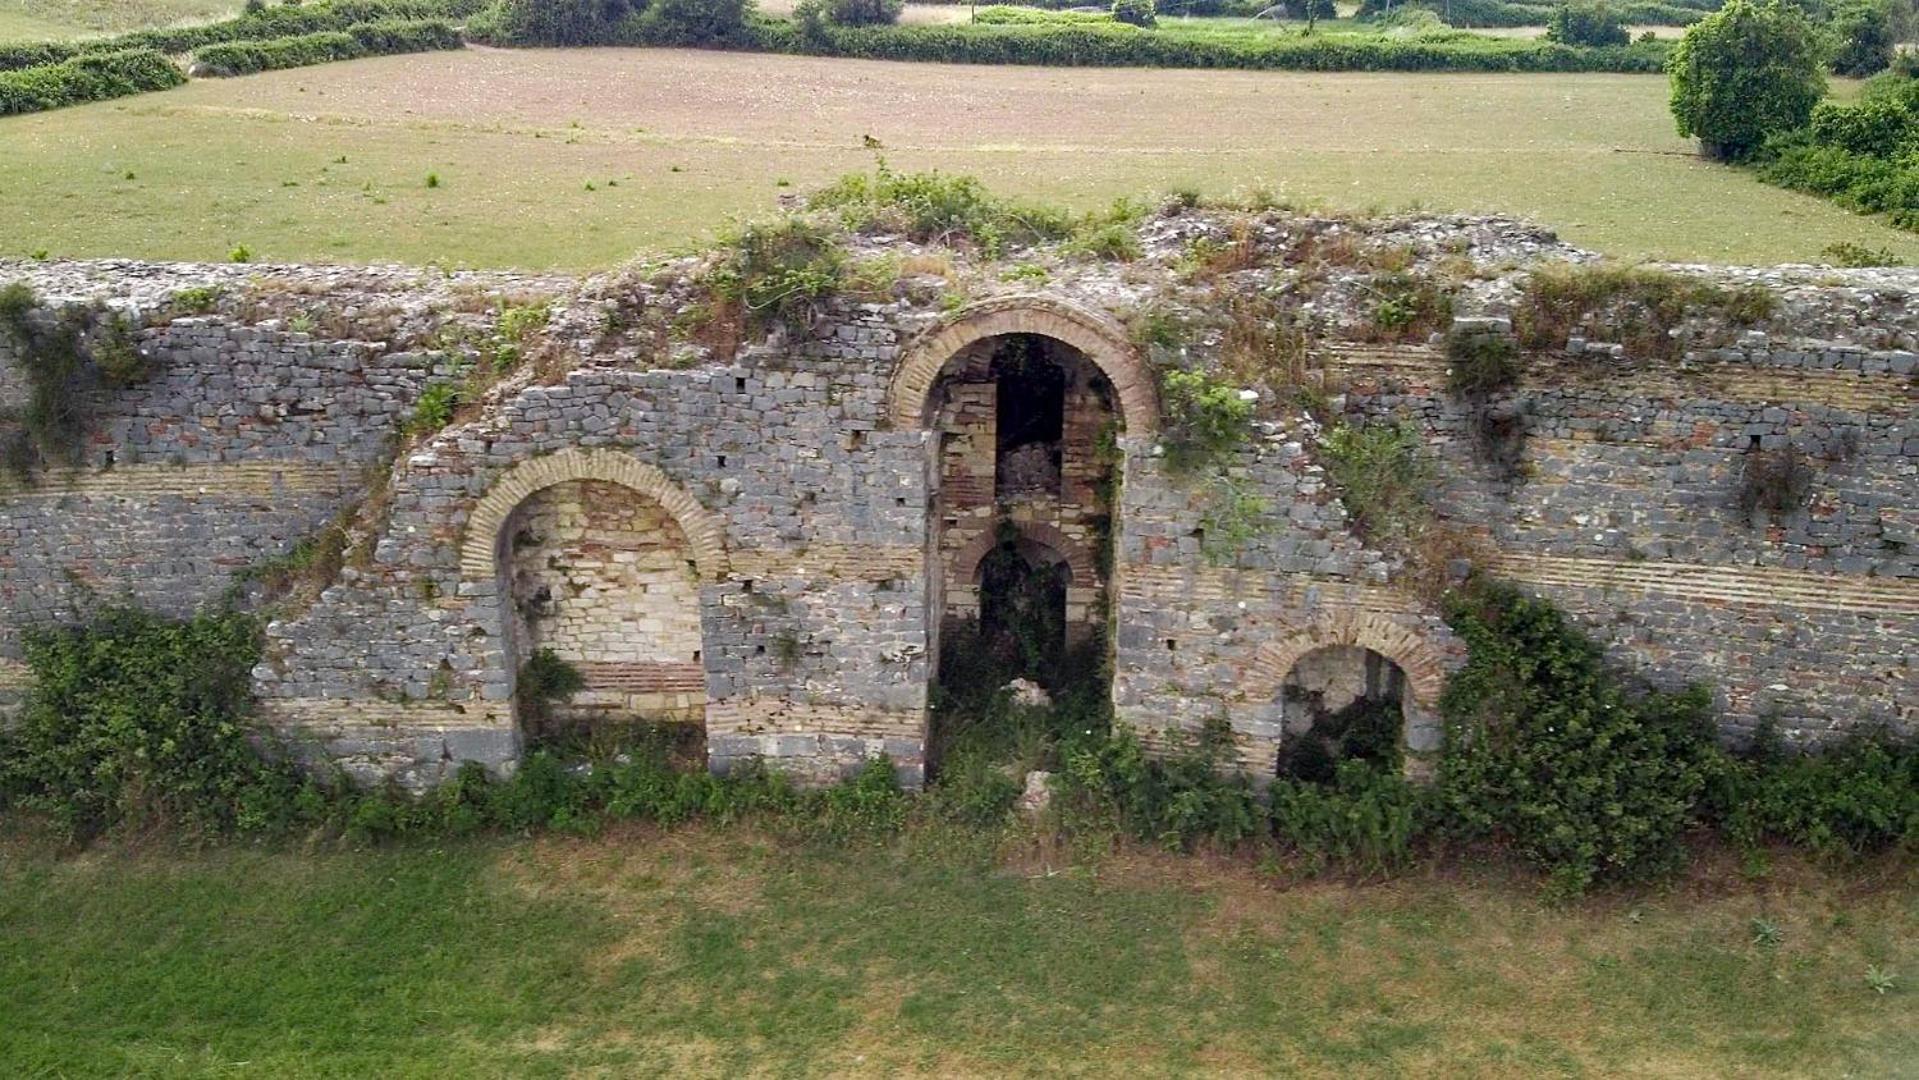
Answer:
[2,825,1913,1075]
[2,48,1915,268]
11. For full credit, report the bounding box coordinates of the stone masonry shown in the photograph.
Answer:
[1,213,1913,788]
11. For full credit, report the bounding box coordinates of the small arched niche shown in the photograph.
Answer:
[501,479,705,743]
[1274,645,1410,783]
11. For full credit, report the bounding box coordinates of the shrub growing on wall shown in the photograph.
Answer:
[0,609,295,838]
[1437,583,1720,896]
[1668,0,1825,160]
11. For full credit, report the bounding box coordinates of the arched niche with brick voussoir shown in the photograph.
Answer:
[460,449,729,743]
[1240,611,1447,781]
[895,297,1152,777]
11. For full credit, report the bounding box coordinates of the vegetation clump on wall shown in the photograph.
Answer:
[0,284,153,481]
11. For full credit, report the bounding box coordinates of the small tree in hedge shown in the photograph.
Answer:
[488,0,640,46]
[1546,1,1629,47]
[1113,0,1158,27]
[822,0,904,24]
[643,0,752,44]
[1668,0,1827,160]
[1828,0,1895,77]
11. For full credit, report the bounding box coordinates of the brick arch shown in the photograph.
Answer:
[1242,611,1446,709]
[459,449,729,582]
[951,521,1096,589]
[887,295,1158,435]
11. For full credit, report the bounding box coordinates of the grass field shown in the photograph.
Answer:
[3,47,1916,269]
[1,824,1912,1076]
[0,0,234,40]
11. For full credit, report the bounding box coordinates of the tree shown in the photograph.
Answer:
[1669,0,1827,160]
[1546,1,1629,46]
[1828,0,1895,77]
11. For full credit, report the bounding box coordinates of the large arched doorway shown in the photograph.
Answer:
[898,299,1152,772]
[461,450,728,749]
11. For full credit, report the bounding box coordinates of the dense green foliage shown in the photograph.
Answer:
[752,19,1675,73]
[1826,0,1895,76]
[1360,0,1713,26]
[1667,0,1826,160]
[0,0,487,72]
[465,5,1679,73]
[1112,0,1159,26]
[0,47,182,116]
[1438,584,1721,895]
[193,20,463,77]
[708,216,848,330]
[1546,0,1630,44]
[1710,723,1919,856]
[1156,367,1255,474]
[2,596,1911,896]
[1758,75,1919,231]
[0,608,291,838]
[807,165,1076,252]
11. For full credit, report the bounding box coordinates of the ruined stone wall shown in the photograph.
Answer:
[1,247,1913,789]
[0,314,442,716]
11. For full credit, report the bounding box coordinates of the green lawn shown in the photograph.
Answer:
[2,48,1915,269]
[1,824,1913,1076]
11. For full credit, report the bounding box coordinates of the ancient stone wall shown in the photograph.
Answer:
[1,240,1913,789]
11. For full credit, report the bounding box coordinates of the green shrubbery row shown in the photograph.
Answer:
[0,48,185,117]
[1361,0,1711,28]
[464,0,1675,73]
[192,20,464,78]
[1757,74,1919,231]
[0,0,486,72]
[4,587,1912,895]
[750,19,1675,73]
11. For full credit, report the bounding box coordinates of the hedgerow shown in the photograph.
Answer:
[192,20,463,78]
[750,20,1675,73]
[2,599,1911,890]
[0,48,183,117]
[0,0,488,73]
[1755,77,1919,232]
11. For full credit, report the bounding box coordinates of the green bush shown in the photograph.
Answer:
[0,1,488,74]
[0,608,296,838]
[1269,761,1429,874]
[1827,0,1894,76]
[1112,0,1159,26]
[807,164,1075,252]
[1708,724,1919,857]
[709,216,848,330]
[0,48,184,117]
[1057,721,1265,850]
[1546,1,1630,44]
[1668,0,1826,160]
[642,0,753,44]
[821,0,905,25]
[193,20,463,78]
[477,0,642,45]
[1436,583,1721,896]
[1157,368,1254,474]
[1318,421,1433,545]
